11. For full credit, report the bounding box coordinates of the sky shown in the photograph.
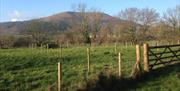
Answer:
[0,0,179,22]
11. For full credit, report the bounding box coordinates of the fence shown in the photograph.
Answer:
[46,43,137,91]
[143,44,180,72]
[49,43,180,91]
[1,41,179,91]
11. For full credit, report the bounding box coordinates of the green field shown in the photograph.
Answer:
[0,45,179,91]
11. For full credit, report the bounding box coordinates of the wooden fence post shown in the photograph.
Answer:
[47,44,49,49]
[168,41,170,45]
[60,45,62,59]
[118,52,122,77]
[48,86,51,91]
[143,44,149,72]
[34,43,37,48]
[125,42,128,48]
[41,43,43,48]
[131,42,133,46]
[115,43,117,54]
[178,40,180,44]
[87,48,90,72]
[130,45,141,78]
[58,62,62,91]
[66,41,69,48]
[136,45,141,64]
[156,41,159,51]
[32,43,34,48]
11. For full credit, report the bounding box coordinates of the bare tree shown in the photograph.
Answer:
[89,8,103,43]
[160,5,180,41]
[0,35,15,48]
[163,5,180,31]
[139,8,159,32]
[25,21,51,46]
[100,21,114,44]
[118,8,140,43]
[73,3,91,44]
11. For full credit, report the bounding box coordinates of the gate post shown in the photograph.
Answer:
[143,43,149,72]
[130,45,141,78]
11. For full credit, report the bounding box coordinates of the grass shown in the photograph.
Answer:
[0,45,179,91]
[78,63,180,91]
[0,45,135,91]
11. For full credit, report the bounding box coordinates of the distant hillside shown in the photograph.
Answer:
[0,11,125,35]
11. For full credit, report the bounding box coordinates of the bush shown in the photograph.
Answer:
[47,43,59,49]
[13,36,33,47]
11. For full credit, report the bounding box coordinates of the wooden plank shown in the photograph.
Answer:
[149,59,179,66]
[167,47,180,60]
[147,43,180,70]
[148,48,167,69]
[148,49,180,56]
[149,44,180,49]
[149,54,180,61]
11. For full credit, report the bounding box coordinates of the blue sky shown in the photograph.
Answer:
[0,0,179,22]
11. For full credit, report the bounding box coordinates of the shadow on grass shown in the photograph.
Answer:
[77,63,180,91]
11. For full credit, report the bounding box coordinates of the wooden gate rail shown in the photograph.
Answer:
[143,44,180,72]
[148,44,180,49]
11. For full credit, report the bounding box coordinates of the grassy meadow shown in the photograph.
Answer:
[0,44,179,91]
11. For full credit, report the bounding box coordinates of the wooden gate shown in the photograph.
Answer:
[143,44,180,72]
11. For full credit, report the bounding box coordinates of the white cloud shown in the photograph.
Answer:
[9,10,46,22]
[11,18,18,22]
[10,10,22,21]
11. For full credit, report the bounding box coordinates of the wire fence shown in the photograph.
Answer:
[1,41,179,91]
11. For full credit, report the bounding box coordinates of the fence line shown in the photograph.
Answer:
[47,42,180,90]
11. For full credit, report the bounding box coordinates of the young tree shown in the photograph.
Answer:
[72,3,91,44]
[90,8,103,43]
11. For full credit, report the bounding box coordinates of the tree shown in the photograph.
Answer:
[72,3,91,44]
[139,8,159,33]
[25,21,51,46]
[161,5,180,41]
[118,8,140,43]
[163,5,180,31]
[98,20,115,44]
[90,8,103,43]
[0,35,15,48]
[77,3,91,43]
[13,35,33,47]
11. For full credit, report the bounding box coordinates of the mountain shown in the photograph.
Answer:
[0,11,125,35]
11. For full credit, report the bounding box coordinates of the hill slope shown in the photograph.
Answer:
[0,12,124,35]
